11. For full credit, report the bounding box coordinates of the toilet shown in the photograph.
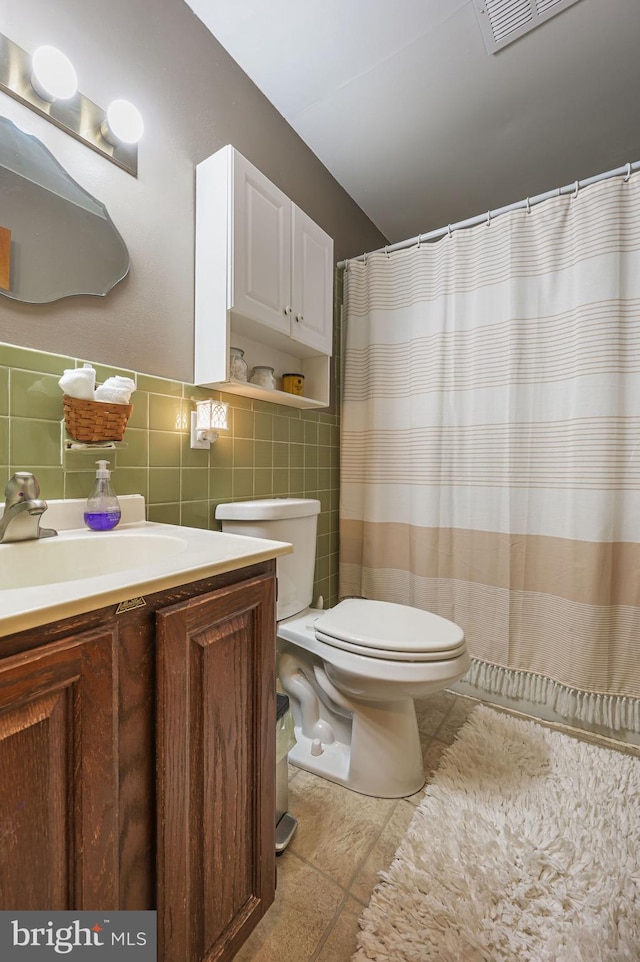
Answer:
[215,498,470,798]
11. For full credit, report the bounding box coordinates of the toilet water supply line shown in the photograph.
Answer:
[337,159,640,268]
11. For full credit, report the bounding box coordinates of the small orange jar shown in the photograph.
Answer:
[282,373,305,396]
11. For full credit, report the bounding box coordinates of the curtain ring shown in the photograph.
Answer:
[624,162,632,182]
[526,197,531,214]
[362,251,367,264]
[572,180,579,199]
[447,224,452,238]
[416,234,421,250]
[486,210,491,226]
[384,245,390,258]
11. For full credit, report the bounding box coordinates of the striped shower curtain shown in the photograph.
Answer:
[340,171,640,733]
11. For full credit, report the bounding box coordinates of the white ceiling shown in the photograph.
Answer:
[184,0,640,247]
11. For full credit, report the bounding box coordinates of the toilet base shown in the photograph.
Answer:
[277,608,469,798]
[289,730,352,787]
[287,696,426,799]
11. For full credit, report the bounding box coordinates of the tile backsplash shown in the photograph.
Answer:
[0,340,341,607]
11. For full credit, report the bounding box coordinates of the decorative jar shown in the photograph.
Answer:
[249,365,276,390]
[229,346,248,381]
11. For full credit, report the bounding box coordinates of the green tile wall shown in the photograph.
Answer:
[0,271,344,605]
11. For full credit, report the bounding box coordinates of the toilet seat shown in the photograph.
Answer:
[313,598,466,663]
[278,609,470,687]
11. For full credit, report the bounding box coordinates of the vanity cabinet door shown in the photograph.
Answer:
[156,572,276,962]
[0,626,119,910]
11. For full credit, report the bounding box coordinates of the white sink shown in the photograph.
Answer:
[1,496,292,637]
[0,529,189,589]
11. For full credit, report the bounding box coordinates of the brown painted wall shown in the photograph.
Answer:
[0,0,385,380]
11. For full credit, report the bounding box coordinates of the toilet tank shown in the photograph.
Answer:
[215,498,320,620]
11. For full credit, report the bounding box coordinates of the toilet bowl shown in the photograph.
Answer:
[215,498,470,798]
[278,600,469,797]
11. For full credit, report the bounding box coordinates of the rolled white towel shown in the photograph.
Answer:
[58,364,96,400]
[94,375,136,404]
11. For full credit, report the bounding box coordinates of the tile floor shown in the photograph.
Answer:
[236,690,640,962]
[235,690,478,962]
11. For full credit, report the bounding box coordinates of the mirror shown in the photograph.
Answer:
[0,116,129,304]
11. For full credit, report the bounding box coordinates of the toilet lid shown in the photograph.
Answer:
[313,599,465,662]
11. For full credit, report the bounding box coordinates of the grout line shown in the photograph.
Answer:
[5,366,10,470]
[308,796,413,959]
[428,698,456,742]
[342,799,399,894]
[308,889,353,962]
[284,848,353,899]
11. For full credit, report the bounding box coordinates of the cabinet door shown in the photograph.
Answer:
[291,204,334,355]
[0,627,119,910]
[156,573,276,962]
[232,151,292,336]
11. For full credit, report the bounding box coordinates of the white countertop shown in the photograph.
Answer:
[1,496,292,637]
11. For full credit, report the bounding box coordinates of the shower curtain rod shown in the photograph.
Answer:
[337,159,640,269]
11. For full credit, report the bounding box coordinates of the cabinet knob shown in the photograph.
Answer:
[295,314,303,323]
[284,305,292,316]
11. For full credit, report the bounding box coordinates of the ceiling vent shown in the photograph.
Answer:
[473,0,583,53]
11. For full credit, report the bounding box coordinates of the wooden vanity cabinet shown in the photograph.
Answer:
[0,561,277,962]
[156,572,276,962]
[0,625,119,910]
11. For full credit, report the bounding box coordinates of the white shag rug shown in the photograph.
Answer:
[354,706,640,962]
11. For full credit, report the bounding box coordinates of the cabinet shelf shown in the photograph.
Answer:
[219,378,328,409]
[197,328,331,409]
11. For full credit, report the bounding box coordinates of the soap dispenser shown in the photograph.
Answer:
[84,460,121,531]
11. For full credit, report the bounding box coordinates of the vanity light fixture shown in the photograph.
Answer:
[31,45,78,102]
[100,99,144,146]
[0,32,141,176]
[191,400,229,449]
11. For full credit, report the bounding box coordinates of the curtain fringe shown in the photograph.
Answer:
[464,659,640,735]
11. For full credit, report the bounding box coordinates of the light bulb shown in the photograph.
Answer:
[101,99,144,146]
[31,45,78,102]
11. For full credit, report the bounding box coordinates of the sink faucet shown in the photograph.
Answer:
[0,472,58,544]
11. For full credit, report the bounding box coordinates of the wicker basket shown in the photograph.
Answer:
[63,395,133,443]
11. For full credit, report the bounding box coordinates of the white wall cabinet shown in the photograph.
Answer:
[195,145,334,408]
